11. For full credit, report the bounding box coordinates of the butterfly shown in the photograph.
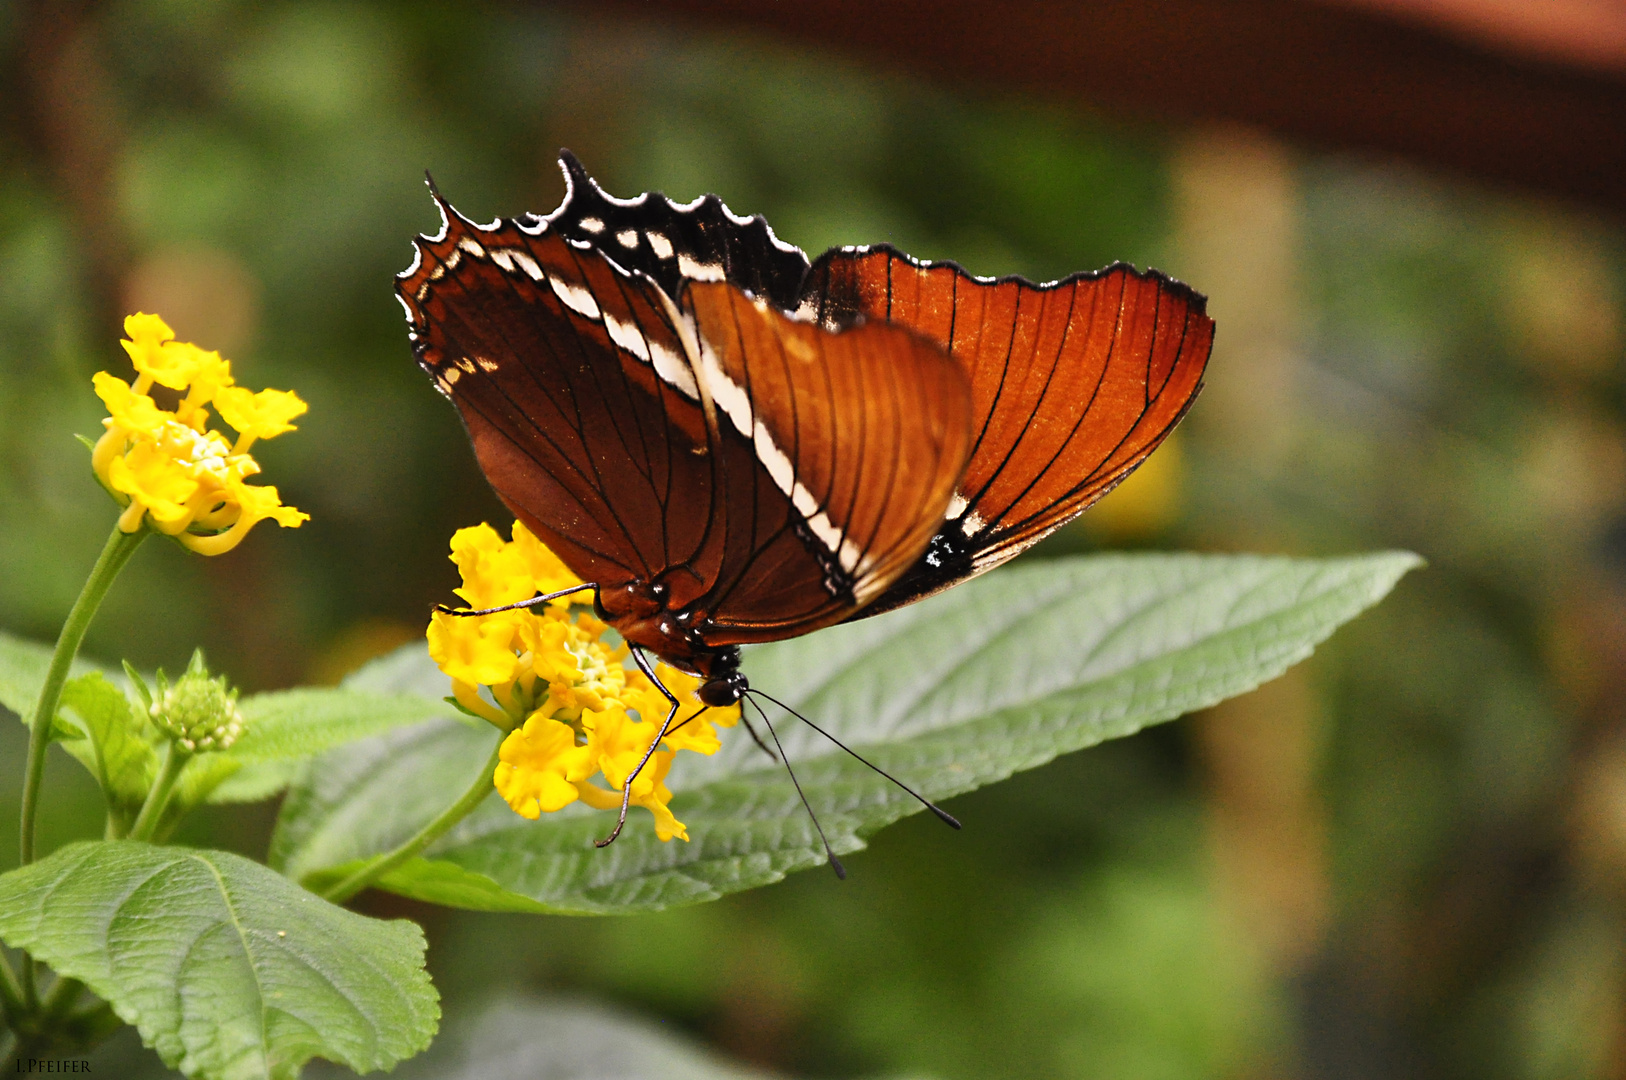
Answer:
[397,152,1213,857]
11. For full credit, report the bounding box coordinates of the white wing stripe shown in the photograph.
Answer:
[604,312,650,362]
[696,336,861,574]
[549,277,601,320]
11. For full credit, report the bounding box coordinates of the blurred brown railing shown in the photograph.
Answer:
[580,0,1626,215]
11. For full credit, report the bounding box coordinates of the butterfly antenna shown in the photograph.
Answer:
[437,582,597,618]
[749,695,845,879]
[748,689,961,830]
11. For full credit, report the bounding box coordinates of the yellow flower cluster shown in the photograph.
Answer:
[91,313,308,555]
[427,522,739,841]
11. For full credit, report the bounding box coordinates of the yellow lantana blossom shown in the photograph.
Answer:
[92,313,308,554]
[428,521,741,841]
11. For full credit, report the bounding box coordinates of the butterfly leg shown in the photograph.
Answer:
[596,645,680,848]
[736,712,779,762]
[436,582,598,618]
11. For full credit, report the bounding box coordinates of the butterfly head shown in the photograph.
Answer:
[665,637,747,707]
[698,663,748,708]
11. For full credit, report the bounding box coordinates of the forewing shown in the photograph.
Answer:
[397,202,725,596]
[544,150,811,312]
[803,246,1213,616]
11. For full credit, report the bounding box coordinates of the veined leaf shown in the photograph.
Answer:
[0,629,119,732]
[231,686,459,764]
[302,858,554,914]
[57,672,159,817]
[273,552,1419,914]
[268,716,490,880]
[205,760,302,804]
[386,996,781,1079]
[196,682,463,805]
[0,841,438,1080]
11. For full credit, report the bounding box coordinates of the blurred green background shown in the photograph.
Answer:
[3,2,1625,1078]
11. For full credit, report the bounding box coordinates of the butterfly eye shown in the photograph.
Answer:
[698,674,745,708]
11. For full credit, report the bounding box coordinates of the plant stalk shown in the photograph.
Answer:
[127,741,189,844]
[320,733,504,905]
[37,974,84,1025]
[0,949,25,1026]
[17,523,145,1006]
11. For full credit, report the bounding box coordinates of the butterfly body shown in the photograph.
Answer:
[398,153,1212,708]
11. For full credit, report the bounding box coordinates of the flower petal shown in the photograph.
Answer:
[92,373,171,436]
[106,438,199,527]
[428,610,521,687]
[510,520,584,603]
[215,385,308,442]
[495,714,590,817]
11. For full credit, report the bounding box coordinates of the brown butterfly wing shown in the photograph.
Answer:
[683,282,972,641]
[399,204,727,597]
[801,246,1214,617]
[399,201,973,647]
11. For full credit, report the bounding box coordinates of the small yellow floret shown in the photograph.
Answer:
[171,344,235,427]
[214,385,308,449]
[106,438,199,531]
[528,617,628,720]
[577,705,689,841]
[427,609,522,687]
[120,313,184,390]
[510,521,585,604]
[92,373,169,437]
[495,714,592,818]
[178,479,311,555]
[582,705,662,799]
[449,523,539,610]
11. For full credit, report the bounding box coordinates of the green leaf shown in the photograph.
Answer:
[184,679,462,806]
[231,686,458,764]
[304,858,554,914]
[56,672,160,816]
[388,996,782,1079]
[0,841,439,1080]
[205,760,302,804]
[341,638,463,697]
[275,552,1419,914]
[269,716,490,880]
[0,629,117,727]
[172,754,249,818]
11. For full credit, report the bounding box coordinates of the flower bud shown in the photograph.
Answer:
[150,652,244,753]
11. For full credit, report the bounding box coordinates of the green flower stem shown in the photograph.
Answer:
[320,732,505,905]
[17,523,145,1005]
[37,974,84,1025]
[0,975,86,1070]
[0,948,24,1023]
[127,741,189,843]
